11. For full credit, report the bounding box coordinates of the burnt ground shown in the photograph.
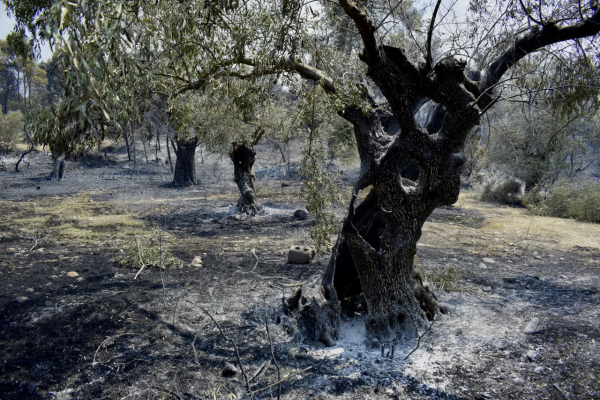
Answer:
[0,145,599,399]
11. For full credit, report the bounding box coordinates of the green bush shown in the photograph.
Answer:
[523,179,600,223]
[481,179,522,205]
[0,110,24,151]
[114,237,184,269]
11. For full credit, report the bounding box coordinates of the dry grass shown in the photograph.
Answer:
[421,193,600,259]
[0,192,152,247]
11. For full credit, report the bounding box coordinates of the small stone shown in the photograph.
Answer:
[534,255,542,260]
[66,271,79,278]
[478,262,488,269]
[190,256,203,268]
[525,350,538,361]
[524,317,544,334]
[512,377,525,385]
[288,245,316,264]
[222,362,238,377]
[484,378,498,386]
[15,296,29,303]
[482,257,495,264]
[25,288,34,293]
[482,286,492,292]
[293,209,308,220]
[534,366,544,373]
[50,275,59,279]
[114,273,125,279]
[76,277,84,282]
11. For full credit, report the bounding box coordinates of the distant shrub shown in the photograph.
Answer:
[523,180,600,223]
[0,110,24,152]
[481,179,522,205]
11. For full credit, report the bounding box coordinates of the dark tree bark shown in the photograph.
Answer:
[49,152,66,180]
[287,1,600,344]
[172,138,197,186]
[166,133,173,173]
[124,128,132,162]
[230,142,262,215]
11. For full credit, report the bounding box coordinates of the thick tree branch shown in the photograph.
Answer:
[291,62,337,94]
[338,0,380,63]
[426,0,443,71]
[480,9,600,105]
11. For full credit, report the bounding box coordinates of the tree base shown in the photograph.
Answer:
[237,198,263,216]
[284,276,341,347]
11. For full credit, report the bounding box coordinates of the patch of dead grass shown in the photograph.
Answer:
[421,193,600,256]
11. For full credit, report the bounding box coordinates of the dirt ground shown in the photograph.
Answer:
[0,143,599,399]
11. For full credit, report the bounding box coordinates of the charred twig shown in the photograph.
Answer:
[184,300,250,391]
[157,219,168,307]
[281,281,307,288]
[248,367,312,397]
[172,291,187,326]
[404,319,435,360]
[191,335,200,365]
[92,333,153,365]
[249,358,271,385]
[251,248,259,272]
[265,302,281,399]
[134,238,147,280]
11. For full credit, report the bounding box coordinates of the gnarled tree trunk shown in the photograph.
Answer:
[172,138,197,186]
[230,142,262,215]
[287,98,447,344]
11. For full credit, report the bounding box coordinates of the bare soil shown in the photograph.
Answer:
[0,144,598,399]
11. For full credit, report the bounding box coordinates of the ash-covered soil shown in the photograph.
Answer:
[0,144,598,399]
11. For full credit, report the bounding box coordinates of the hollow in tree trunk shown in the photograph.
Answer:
[230,142,262,215]
[172,138,197,186]
[286,92,454,345]
[49,153,66,180]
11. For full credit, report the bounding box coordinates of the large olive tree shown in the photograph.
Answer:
[5,0,600,344]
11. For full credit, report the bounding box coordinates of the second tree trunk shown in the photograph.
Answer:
[230,142,262,215]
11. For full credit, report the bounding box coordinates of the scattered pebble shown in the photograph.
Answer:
[114,273,125,279]
[524,317,544,334]
[482,286,492,292]
[482,258,495,264]
[190,256,203,268]
[525,350,538,361]
[76,277,84,282]
[222,362,238,377]
[67,271,79,278]
[15,296,29,303]
[293,209,308,220]
[25,288,34,293]
[478,262,488,269]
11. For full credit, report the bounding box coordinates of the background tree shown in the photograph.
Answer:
[484,102,599,190]
[0,109,23,154]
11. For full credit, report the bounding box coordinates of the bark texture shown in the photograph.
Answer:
[172,138,197,186]
[230,142,262,215]
[49,153,66,180]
